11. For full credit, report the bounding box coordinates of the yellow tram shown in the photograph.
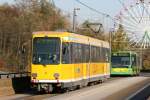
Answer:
[31,31,110,92]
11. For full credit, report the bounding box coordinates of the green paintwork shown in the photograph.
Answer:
[111,51,140,76]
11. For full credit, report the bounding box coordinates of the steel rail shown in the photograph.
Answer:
[126,83,150,100]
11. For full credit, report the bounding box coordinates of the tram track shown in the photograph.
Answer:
[0,76,123,100]
[1,76,148,100]
[44,77,150,100]
[7,77,125,100]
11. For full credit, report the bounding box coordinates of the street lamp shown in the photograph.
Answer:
[73,8,80,32]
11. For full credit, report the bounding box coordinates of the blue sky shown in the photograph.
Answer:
[0,0,14,4]
[55,0,121,18]
[0,0,122,21]
[54,0,122,24]
[54,0,123,30]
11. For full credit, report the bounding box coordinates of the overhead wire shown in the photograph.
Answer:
[75,0,150,48]
[75,0,140,31]
[75,0,132,35]
[75,0,118,24]
[75,0,110,17]
[75,0,117,33]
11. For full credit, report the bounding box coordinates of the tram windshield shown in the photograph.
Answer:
[111,56,131,68]
[32,37,60,65]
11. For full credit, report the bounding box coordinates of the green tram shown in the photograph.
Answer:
[111,51,140,76]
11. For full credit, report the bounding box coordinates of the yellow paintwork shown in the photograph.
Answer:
[32,64,74,80]
[31,31,110,82]
[31,63,110,81]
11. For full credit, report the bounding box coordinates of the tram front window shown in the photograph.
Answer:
[32,37,60,65]
[111,56,130,68]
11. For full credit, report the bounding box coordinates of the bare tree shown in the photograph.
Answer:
[0,1,70,72]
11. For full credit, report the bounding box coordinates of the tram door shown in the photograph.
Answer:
[86,62,90,81]
[105,49,109,75]
[86,45,90,82]
[73,44,84,82]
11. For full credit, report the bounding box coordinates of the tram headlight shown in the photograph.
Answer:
[32,73,37,79]
[53,73,60,79]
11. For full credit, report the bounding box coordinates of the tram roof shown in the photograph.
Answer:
[32,31,109,48]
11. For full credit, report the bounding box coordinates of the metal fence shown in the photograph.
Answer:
[0,72,30,79]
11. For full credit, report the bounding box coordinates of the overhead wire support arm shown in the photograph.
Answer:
[75,0,145,46]
[75,0,136,30]
[86,23,103,34]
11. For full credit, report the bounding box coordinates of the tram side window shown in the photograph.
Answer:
[83,45,90,62]
[94,47,97,62]
[99,47,102,61]
[96,47,100,62]
[91,46,94,62]
[101,48,105,62]
[101,48,109,62]
[82,45,85,63]
[72,43,77,63]
[70,43,73,63]
[91,46,100,62]
[94,47,98,62]
[79,44,83,63]
[71,43,85,63]
[62,42,70,64]
[82,45,85,62]
[106,48,110,62]
[82,44,90,63]
[71,43,80,63]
